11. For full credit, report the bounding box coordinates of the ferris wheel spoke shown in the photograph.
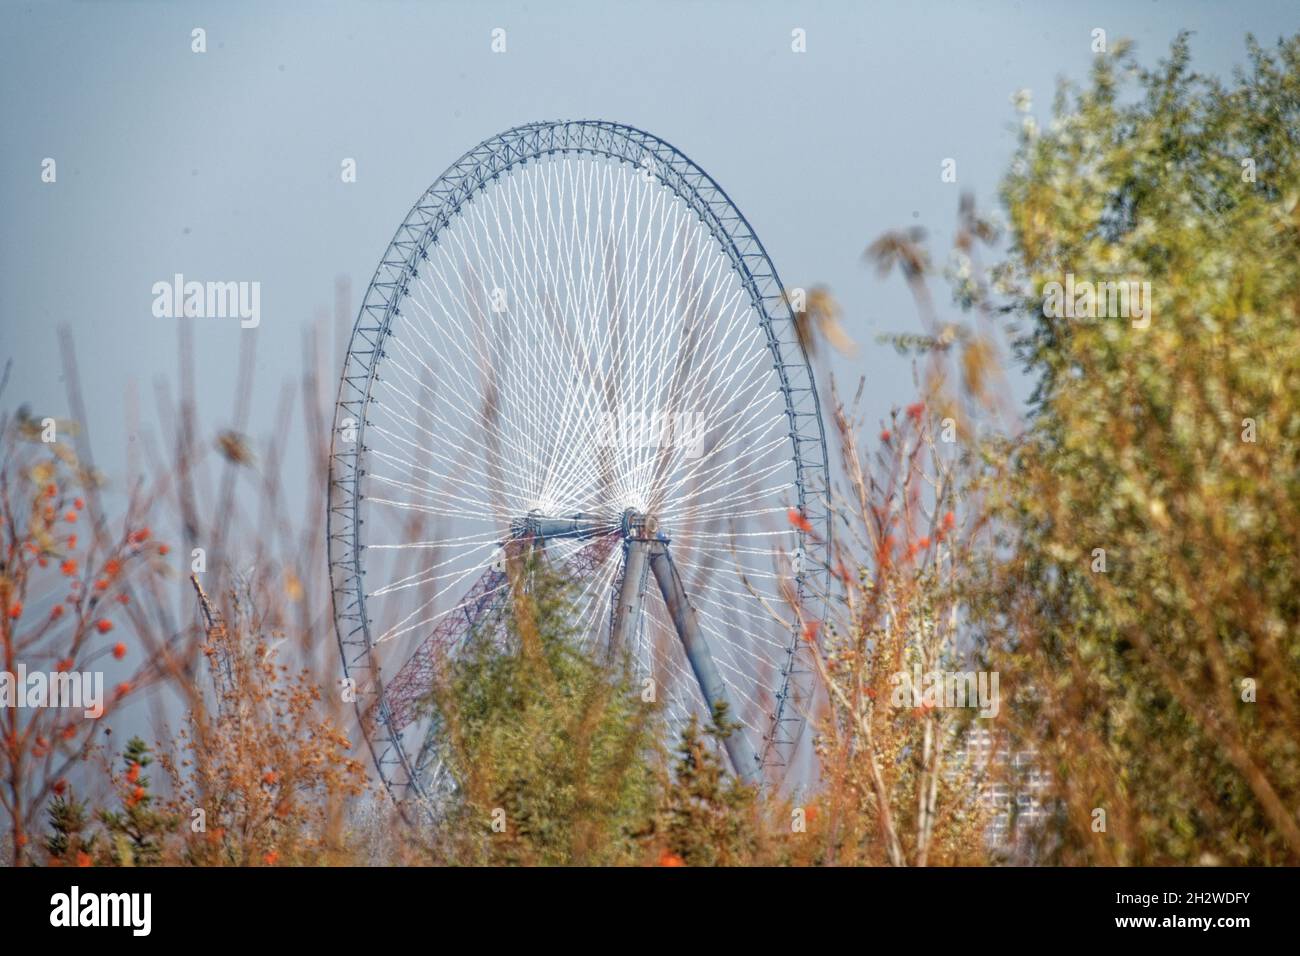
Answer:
[363,452,503,514]
[380,563,511,731]
[380,321,556,493]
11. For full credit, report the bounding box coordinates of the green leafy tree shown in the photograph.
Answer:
[984,33,1300,863]
[651,703,765,866]
[44,790,98,866]
[429,556,663,865]
[98,737,177,866]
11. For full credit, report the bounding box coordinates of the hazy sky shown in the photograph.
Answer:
[5,0,1296,475]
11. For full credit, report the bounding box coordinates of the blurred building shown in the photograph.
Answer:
[951,726,1052,856]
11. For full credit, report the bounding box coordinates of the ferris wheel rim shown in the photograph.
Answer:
[327,119,831,814]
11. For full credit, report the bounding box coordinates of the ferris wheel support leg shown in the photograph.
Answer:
[609,539,651,661]
[648,544,763,787]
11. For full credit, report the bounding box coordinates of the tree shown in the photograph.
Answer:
[0,411,173,866]
[44,788,97,866]
[800,385,994,866]
[985,33,1300,863]
[428,555,663,865]
[651,703,766,866]
[162,576,368,867]
[98,737,175,866]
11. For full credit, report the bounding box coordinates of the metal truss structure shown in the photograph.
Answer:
[328,120,830,818]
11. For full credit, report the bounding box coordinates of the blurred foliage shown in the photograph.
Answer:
[162,576,368,867]
[44,790,96,867]
[44,737,177,867]
[983,32,1300,863]
[1,414,170,866]
[812,394,995,866]
[98,737,175,866]
[427,556,663,865]
[649,704,765,866]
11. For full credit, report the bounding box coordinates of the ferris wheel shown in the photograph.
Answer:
[328,120,830,817]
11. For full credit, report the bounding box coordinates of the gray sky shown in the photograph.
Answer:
[5,0,1295,469]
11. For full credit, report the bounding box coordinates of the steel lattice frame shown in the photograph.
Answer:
[328,120,831,815]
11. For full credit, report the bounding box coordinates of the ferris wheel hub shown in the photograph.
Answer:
[619,508,660,540]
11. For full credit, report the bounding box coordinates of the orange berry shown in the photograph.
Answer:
[7,602,21,619]
[112,642,127,660]
[95,619,113,633]
[786,508,813,533]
